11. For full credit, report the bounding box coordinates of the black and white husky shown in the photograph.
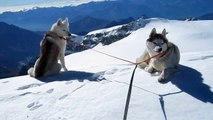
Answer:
[28,18,71,78]
[136,28,180,82]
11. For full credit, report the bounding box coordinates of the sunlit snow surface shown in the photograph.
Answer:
[0,19,213,120]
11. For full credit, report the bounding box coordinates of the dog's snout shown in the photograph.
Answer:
[154,46,162,53]
[68,33,71,36]
[156,48,162,52]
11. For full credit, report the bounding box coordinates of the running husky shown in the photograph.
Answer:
[136,28,180,82]
[28,18,71,78]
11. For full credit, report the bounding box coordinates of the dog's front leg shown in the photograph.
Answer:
[59,53,68,71]
[158,70,166,82]
[144,65,154,73]
[136,50,150,69]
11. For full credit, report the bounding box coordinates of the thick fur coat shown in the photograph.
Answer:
[28,18,70,78]
[136,28,180,82]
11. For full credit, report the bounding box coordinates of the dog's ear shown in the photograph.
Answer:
[162,28,168,37]
[150,28,156,37]
[57,18,63,26]
[63,17,69,25]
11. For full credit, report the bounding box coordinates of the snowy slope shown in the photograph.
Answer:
[0,19,213,120]
[87,25,124,35]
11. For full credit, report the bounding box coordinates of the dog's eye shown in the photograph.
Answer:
[153,42,157,45]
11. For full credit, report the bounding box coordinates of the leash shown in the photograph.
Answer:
[123,64,138,120]
[63,38,165,120]
[64,38,136,64]
[64,38,164,65]
[122,52,164,120]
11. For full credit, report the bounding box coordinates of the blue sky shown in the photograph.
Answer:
[0,0,104,13]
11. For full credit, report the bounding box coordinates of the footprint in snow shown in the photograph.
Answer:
[105,67,132,75]
[65,81,73,85]
[19,92,32,96]
[2,81,9,84]
[120,67,132,72]
[46,88,54,94]
[17,83,43,90]
[105,68,119,75]
[27,102,35,108]
[27,101,43,111]
[58,94,68,100]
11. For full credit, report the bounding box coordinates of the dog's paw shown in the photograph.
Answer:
[158,77,165,82]
[63,67,68,71]
[145,67,153,73]
[158,77,170,84]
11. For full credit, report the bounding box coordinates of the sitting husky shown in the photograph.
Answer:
[28,18,70,78]
[136,28,180,82]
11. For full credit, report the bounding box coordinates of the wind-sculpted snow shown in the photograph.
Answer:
[0,19,213,120]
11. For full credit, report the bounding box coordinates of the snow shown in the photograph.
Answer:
[1,19,213,120]
[87,25,124,35]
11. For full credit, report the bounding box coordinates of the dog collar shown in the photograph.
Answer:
[59,36,67,40]
[158,51,167,58]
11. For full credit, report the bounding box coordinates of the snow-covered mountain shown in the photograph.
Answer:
[84,18,165,46]
[0,1,153,32]
[69,17,166,53]
[0,0,213,33]
[69,17,150,52]
[0,19,213,120]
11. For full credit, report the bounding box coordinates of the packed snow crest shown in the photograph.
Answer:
[0,19,213,120]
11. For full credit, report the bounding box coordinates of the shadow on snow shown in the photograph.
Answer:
[170,65,213,104]
[37,70,106,83]
[156,65,213,120]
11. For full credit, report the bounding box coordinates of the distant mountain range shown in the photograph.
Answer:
[0,22,42,78]
[71,16,111,35]
[0,0,212,35]
[199,12,213,20]
[68,17,166,53]
[0,0,152,34]
[71,17,135,35]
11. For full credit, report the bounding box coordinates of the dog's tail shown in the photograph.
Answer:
[28,67,35,77]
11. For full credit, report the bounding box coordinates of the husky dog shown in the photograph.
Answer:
[28,18,71,78]
[136,28,180,82]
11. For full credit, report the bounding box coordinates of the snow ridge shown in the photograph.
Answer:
[0,19,213,120]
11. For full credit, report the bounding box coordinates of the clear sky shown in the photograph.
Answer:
[0,0,104,13]
[0,0,68,7]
